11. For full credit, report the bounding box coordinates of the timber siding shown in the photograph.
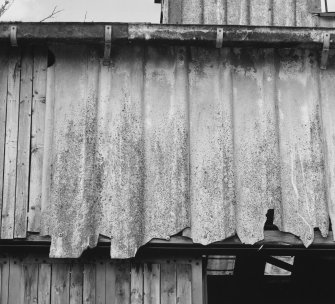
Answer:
[0,252,203,304]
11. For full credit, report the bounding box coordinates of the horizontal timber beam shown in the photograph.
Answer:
[0,22,335,49]
[1,231,335,256]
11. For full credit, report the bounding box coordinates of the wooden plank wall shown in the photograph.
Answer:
[0,46,48,239]
[0,254,203,304]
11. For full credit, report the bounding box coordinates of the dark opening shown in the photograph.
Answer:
[47,49,55,67]
[207,253,335,304]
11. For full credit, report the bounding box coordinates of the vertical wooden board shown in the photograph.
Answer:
[130,263,143,304]
[0,258,9,304]
[176,264,192,304]
[0,46,9,232]
[160,263,176,304]
[1,49,21,239]
[144,264,160,304]
[83,264,96,304]
[191,260,203,304]
[51,264,70,304]
[115,262,131,304]
[96,262,106,304]
[8,257,24,304]
[23,263,39,304]
[28,47,48,232]
[250,0,272,25]
[275,49,328,245]
[273,0,296,26]
[70,264,83,304]
[105,262,116,304]
[40,65,55,236]
[14,47,33,238]
[38,264,51,304]
[189,47,235,245]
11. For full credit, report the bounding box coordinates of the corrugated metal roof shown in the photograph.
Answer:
[161,0,335,27]
[1,40,335,258]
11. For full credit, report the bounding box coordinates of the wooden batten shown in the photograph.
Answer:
[14,46,33,238]
[0,46,9,234]
[1,48,21,239]
[28,47,48,233]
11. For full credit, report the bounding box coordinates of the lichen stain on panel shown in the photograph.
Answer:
[275,49,328,246]
[189,47,235,245]
[230,48,280,244]
[48,45,102,258]
[36,44,332,258]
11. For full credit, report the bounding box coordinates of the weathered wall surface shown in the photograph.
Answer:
[161,0,330,27]
[1,44,335,258]
[0,253,202,304]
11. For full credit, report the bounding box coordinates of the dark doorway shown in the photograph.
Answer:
[207,253,334,304]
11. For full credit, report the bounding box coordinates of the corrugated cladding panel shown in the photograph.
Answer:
[161,0,334,27]
[1,43,335,258]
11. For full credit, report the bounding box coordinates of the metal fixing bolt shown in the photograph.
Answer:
[216,28,224,48]
[10,25,18,47]
[103,25,112,66]
[321,32,330,70]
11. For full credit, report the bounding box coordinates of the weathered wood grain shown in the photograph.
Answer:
[160,263,176,304]
[70,264,83,304]
[105,262,116,304]
[131,263,144,304]
[1,49,21,239]
[28,47,48,232]
[51,264,70,304]
[96,261,106,304]
[84,264,96,304]
[176,264,192,304]
[38,264,51,304]
[115,261,131,304]
[0,257,9,304]
[191,259,203,304]
[8,257,24,304]
[40,64,55,236]
[14,47,33,238]
[23,263,39,304]
[144,264,160,304]
[0,46,9,234]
